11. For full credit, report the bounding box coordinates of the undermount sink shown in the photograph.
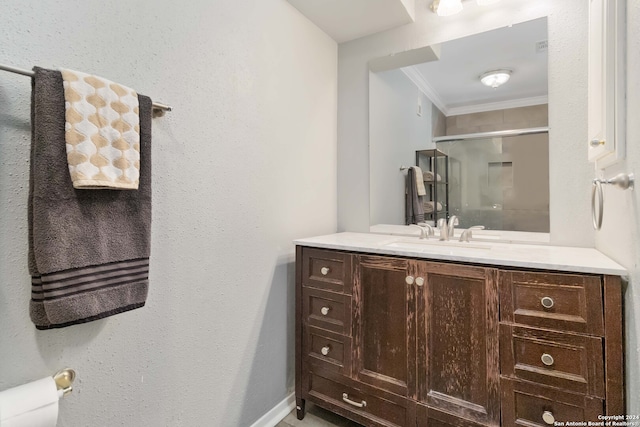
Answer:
[384,239,492,251]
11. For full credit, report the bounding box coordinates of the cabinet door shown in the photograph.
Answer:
[417,262,500,426]
[587,0,626,168]
[352,255,416,397]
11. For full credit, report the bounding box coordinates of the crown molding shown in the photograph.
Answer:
[447,95,549,116]
[400,66,448,115]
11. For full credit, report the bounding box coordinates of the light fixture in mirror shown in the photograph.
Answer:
[480,69,512,88]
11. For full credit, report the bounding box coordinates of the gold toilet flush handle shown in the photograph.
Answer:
[590,139,605,147]
[53,368,76,397]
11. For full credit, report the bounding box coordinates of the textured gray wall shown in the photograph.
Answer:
[0,1,337,425]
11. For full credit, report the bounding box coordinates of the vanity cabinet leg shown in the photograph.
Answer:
[296,397,306,420]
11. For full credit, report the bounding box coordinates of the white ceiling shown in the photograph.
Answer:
[287,1,548,115]
[286,0,415,43]
[403,17,548,115]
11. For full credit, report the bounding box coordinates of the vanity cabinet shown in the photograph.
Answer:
[295,246,624,427]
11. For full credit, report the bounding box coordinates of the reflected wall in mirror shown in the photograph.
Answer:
[369,17,549,233]
[436,129,549,232]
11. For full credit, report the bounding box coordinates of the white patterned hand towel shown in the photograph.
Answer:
[411,166,427,196]
[60,69,140,189]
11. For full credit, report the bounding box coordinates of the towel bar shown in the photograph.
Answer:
[0,63,172,116]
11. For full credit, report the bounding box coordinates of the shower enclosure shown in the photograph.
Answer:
[435,127,549,233]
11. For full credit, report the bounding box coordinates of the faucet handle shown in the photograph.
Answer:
[417,222,434,237]
[459,229,472,242]
[458,225,485,242]
[409,223,431,239]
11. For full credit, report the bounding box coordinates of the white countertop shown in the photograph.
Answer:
[294,232,627,276]
[370,224,551,244]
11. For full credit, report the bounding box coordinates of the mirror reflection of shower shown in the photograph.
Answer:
[436,128,549,232]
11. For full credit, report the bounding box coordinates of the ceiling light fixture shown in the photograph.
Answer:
[430,0,463,17]
[477,0,502,5]
[480,69,512,88]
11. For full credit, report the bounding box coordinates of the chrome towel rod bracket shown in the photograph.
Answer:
[0,63,172,116]
[591,173,634,230]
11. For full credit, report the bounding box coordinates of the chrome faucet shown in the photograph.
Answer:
[410,223,434,239]
[437,218,447,240]
[437,216,459,241]
[447,216,459,237]
[459,225,485,242]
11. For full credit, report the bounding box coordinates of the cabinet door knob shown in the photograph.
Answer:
[541,353,555,366]
[320,267,330,276]
[542,410,555,425]
[415,277,425,287]
[320,306,330,316]
[342,393,367,408]
[540,296,554,309]
[405,276,415,285]
[321,345,331,356]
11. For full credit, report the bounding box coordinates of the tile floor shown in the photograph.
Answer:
[276,403,363,427]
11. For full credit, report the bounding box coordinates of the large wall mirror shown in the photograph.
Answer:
[369,17,549,234]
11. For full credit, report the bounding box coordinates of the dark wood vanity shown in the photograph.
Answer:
[295,245,624,427]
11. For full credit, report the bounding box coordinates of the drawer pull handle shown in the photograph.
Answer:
[342,393,367,408]
[415,277,425,287]
[405,276,415,285]
[540,296,555,309]
[320,306,330,316]
[541,353,555,366]
[320,267,330,276]
[542,410,555,425]
[321,345,331,356]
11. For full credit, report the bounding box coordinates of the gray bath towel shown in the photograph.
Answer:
[28,67,152,329]
[405,167,425,225]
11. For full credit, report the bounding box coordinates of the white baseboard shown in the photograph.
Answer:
[249,392,295,427]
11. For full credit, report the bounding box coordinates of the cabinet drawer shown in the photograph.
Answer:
[500,325,604,397]
[302,248,351,293]
[305,326,351,375]
[500,271,604,335]
[501,379,603,426]
[308,368,409,427]
[303,287,351,335]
